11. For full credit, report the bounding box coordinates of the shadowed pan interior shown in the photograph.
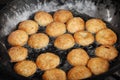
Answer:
[0,0,120,80]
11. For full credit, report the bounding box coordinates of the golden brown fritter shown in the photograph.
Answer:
[67,48,89,66]
[8,30,28,46]
[96,28,117,45]
[18,20,39,35]
[34,11,53,26]
[74,31,94,46]
[67,17,85,33]
[67,66,92,80]
[36,52,60,70]
[46,21,66,37]
[8,46,28,62]
[87,57,109,75]
[14,60,37,77]
[43,68,66,80]
[86,18,106,33]
[54,34,75,50]
[53,9,73,23]
[95,45,118,61]
[28,33,49,49]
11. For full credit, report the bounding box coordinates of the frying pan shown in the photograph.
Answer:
[0,0,120,80]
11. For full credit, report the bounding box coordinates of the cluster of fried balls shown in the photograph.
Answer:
[7,9,118,80]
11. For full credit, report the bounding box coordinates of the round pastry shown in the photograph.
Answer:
[42,68,66,80]
[87,57,109,75]
[74,31,94,46]
[66,17,85,33]
[95,45,118,61]
[8,46,28,62]
[54,34,75,50]
[67,48,89,66]
[46,21,66,37]
[8,30,28,46]
[53,9,73,23]
[36,52,60,70]
[34,11,53,26]
[28,33,49,49]
[14,60,37,77]
[86,18,107,33]
[67,66,92,80]
[96,28,117,45]
[18,20,39,35]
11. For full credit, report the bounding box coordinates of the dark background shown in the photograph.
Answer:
[0,0,14,10]
[0,0,17,80]
[0,0,10,9]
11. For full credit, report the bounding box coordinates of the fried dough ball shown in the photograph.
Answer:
[46,21,66,37]
[34,11,53,26]
[14,60,37,77]
[66,17,85,33]
[67,48,89,66]
[74,31,94,46]
[54,34,75,50]
[8,30,28,46]
[67,66,92,80]
[18,20,39,35]
[42,68,66,80]
[53,9,73,23]
[28,33,49,49]
[95,45,118,61]
[86,18,107,33]
[96,28,117,45]
[87,57,109,75]
[8,46,28,62]
[36,52,60,70]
